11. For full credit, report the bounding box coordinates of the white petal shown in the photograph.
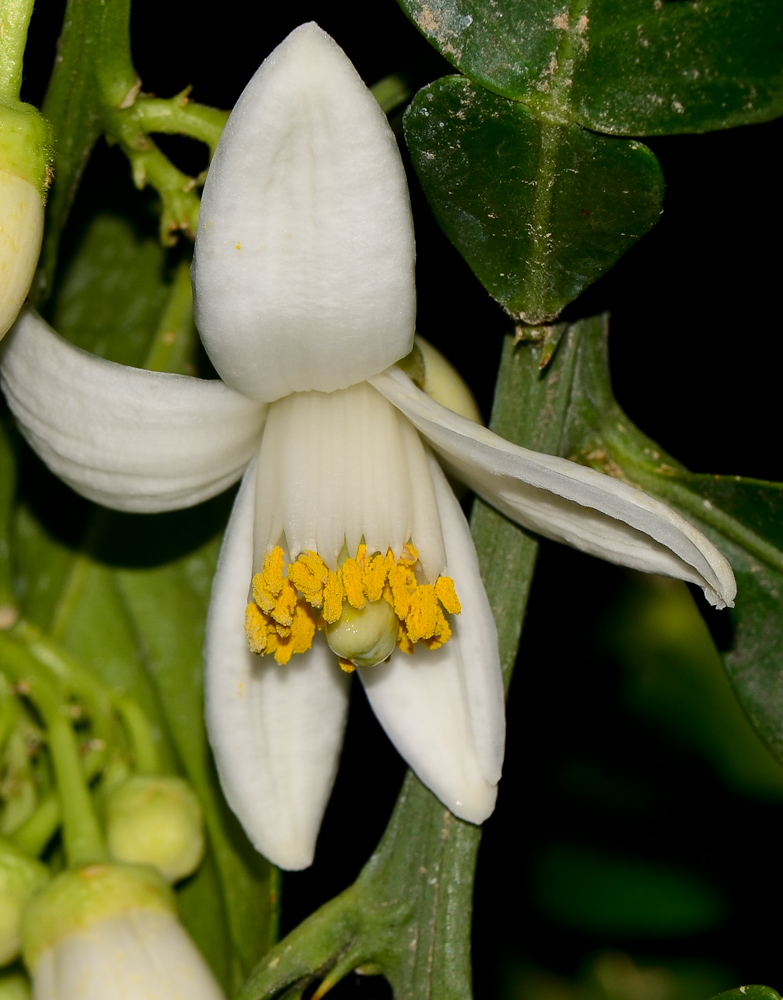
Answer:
[253,382,445,580]
[359,457,504,824]
[204,460,350,870]
[0,308,267,512]
[33,909,225,1000]
[371,366,737,609]
[192,23,415,402]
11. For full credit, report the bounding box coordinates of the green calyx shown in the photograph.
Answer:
[0,839,49,967]
[0,102,53,199]
[21,863,175,971]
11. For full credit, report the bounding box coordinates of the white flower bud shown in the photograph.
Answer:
[22,863,225,1000]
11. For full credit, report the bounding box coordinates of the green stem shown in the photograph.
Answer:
[0,632,107,867]
[132,94,227,155]
[10,790,59,856]
[11,620,116,749]
[114,696,160,775]
[0,0,34,102]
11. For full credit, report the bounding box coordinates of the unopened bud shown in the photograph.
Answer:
[0,839,48,966]
[0,968,30,999]
[0,102,52,339]
[104,775,205,883]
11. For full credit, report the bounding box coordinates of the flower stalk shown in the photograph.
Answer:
[0,633,107,868]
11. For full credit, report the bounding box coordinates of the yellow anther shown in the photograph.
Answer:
[396,623,414,655]
[288,550,328,606]
[338,658,356,674]
[244,541,461,665]
[342,557,366,609]
[405,585,442,644]
[322,570,344,624]
[270,577,298,627]
[245,603,269,654]
[435,576,461,615]
[263,547,285,593]
[269,604,317,665]
[400,543,419,567]
[363,549,394,602]
[422,616,451,650]
[387,562,417,620]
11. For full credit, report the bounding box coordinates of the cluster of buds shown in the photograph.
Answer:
[0,630,220,999]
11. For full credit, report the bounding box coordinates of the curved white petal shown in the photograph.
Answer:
[359,457,504,824]
[205,460,350,870]
[33,909,225,1000]
[0,308,267,512]
[192,23,415,402]
[371,366,737,609]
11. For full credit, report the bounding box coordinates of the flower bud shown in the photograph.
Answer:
[0,968,30,1000]
[103,775,205,883]
[22,863,225,1000]
[0,840,48,967]
[415,336,482,424]
[0,102,51,339]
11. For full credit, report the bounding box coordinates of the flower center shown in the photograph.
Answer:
[244,543,461,670]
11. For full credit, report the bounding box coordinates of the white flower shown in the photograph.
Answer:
[0,24,735,870]
[22,864,225,1000]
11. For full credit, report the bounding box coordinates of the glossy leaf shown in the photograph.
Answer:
[398,0,783,135]
[405,78,663,322]
[710,990,782,1000]
[560,314,783,774]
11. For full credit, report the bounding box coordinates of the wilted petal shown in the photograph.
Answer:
[192,22,415,402]
[0,308,267,512]
[205,460,350,870]
[372,366,736,609]
[360,457,504,824]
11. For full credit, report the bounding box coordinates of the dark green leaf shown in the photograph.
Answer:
[51,215,168,366]
[398,0,783,134]
[560,315,783,774]
[710,990,782,1000]
[405,78,663,322]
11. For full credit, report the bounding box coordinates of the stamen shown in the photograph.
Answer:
[244,543,461,667]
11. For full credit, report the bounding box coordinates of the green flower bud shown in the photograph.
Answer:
[0,968,30,1000]
[103,775,205,883]
[416,335,482,424]
[0,101,52,340]
[0,840,48,967]
[21,864,224,999]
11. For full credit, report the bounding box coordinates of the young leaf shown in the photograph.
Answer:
[397,0,783,135]
[405,78,663,322]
